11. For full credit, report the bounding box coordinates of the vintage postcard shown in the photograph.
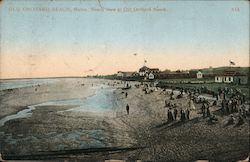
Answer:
[0,0,249,161]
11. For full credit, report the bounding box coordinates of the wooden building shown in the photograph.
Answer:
[215,71,248,84]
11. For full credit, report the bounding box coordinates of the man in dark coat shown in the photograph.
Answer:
[167,109,174,122]
[186,109,190,120]
[225,100,230,114]
[201,103,206,118]
[126,104,130,115]
[174,108,178,120]
[180,109,186,122]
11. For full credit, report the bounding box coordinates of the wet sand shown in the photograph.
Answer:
[0,79,137,158]
[0,78,100,119]
[0,78,249,161]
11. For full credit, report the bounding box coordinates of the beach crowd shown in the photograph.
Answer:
[120,81,249,127]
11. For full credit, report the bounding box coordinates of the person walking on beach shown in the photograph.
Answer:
[225,100,229,114]
[201,103,206,118]
[216,93,219,101]
[186,109,190,120]
[165,99,168,107]
[180,109,186,122]
[126,104,130,115]
[125,92,128,98]
[174,108,178,120]
[167,109,174,122]
[206,107,211,117]
[232,99,237,113]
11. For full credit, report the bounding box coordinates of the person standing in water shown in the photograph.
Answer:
[126,104,130,115]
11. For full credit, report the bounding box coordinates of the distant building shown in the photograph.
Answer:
[117,71,124,77]
[117,71,138,78]
[196,71,203,79]
[148,73,155,80]
[215,71,235,83]
[139,66,160,80]
[215,71,248,84]
[139,66,150,76]
[215,76,223,83]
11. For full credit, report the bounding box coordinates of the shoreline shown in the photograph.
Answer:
[0,78,105,119]
[0,79,137,156]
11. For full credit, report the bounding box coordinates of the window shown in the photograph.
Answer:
[228,77,231,81]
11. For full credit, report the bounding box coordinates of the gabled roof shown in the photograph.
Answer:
[139,66,150,71]
[139,66,159,72]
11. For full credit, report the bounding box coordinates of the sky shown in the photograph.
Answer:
[0,0,249,79]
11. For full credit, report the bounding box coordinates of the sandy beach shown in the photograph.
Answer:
[0,78,99,119]
[0,78,249,162]
[0,78,138,158]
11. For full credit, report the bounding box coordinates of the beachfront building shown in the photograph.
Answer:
[148,73,155,80]
[196,71,203,79]
[215,76,224,83]
[139,66,150,76]
[215,71,235,83]
[139,66,160,80]
[214,71,248,84]
[117,71,124,77]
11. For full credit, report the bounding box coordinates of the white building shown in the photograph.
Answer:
[139,66,150,76]
[215,76,233,83]
[139,66,159,80]
[148,73,155,80]
[196,71,203,79]
[215,76,223,83]
[117,71,124,77]
[214,71,235,83]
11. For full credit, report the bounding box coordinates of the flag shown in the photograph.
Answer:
[230,60,235,65]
